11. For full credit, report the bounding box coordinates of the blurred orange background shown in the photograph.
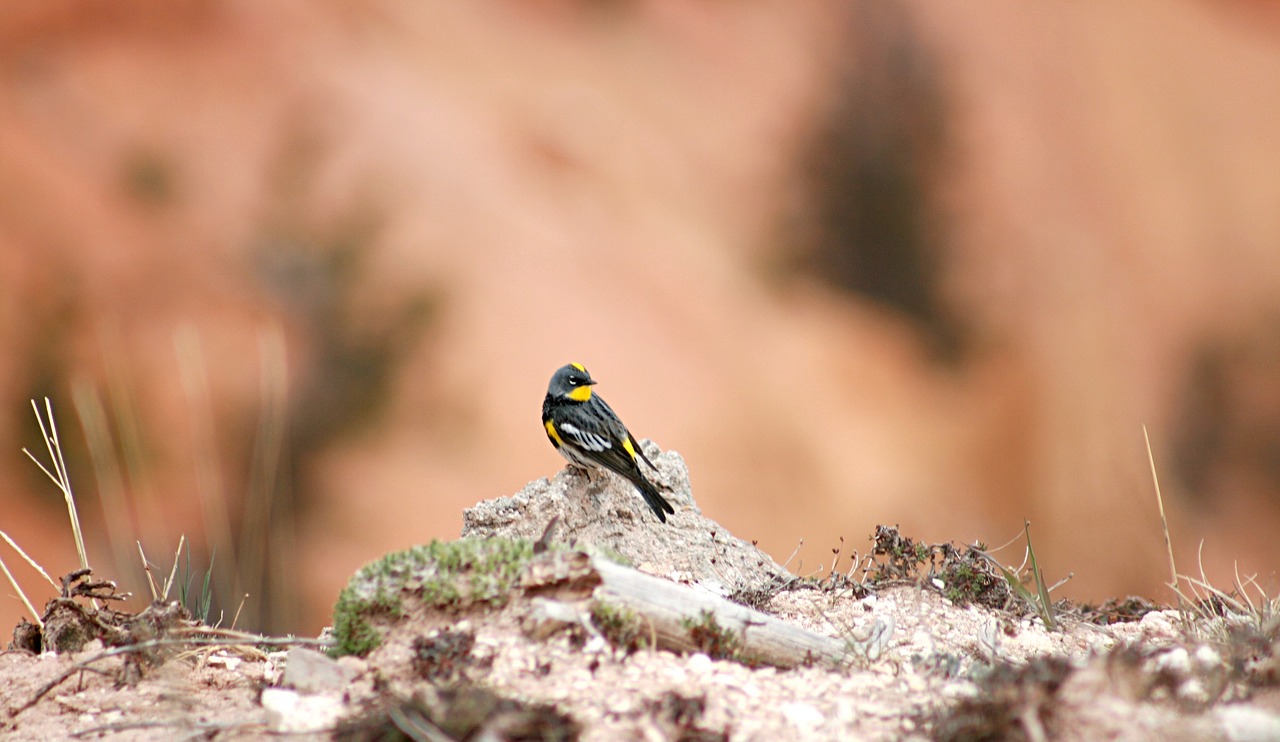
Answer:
[2,1,1279,636]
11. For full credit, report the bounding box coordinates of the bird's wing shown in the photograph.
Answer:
[555,419,615,454]
[556,404,642,476]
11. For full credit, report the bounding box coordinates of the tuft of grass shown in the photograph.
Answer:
[1166,541,1280,655]
[1139,425,1280,699]
[4,399,89,627]
[331,538,536,657]
[73,326,290,634]
[136,535,215,625]
[1143,425,1279,641]
[23,398,88,571]
[173,326,241,620]
[179,545,216,626]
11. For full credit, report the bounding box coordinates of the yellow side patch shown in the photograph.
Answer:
[570,362,586,372]
[567,385,593,402]
[622,437,637,460]
[544,420,564,447]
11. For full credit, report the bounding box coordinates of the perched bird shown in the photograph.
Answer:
[542,363,675,523]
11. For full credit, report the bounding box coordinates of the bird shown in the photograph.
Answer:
[541,363,675,523]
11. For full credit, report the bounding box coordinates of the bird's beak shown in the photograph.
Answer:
[585,379,598,386]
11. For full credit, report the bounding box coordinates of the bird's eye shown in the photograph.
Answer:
[568,378,579,386]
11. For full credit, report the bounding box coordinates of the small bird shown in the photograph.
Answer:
[542,363,675,523]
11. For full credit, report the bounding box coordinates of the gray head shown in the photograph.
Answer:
[546,362,597,402]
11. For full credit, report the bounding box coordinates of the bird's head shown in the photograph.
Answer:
[546,362,597,402]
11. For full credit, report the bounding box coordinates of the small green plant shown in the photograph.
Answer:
[990,521,1060,630]
[178,545,216,626]
[590,600,650,653]
[864,526,1010,610]
[137,535,223,626]
[681,609,760,666]
[331,538,536,657]
[943,561,981,604]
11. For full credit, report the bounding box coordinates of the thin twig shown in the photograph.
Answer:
[71,719,261,739]
[782,539,804,571]
[14,633,332,717]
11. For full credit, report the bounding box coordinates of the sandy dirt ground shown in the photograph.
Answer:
[3,448,1278,740]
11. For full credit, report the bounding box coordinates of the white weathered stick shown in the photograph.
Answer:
[590,556,846,668]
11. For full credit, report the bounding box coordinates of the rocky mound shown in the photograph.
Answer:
[461,443,787,597]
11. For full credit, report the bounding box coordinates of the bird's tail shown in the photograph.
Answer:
[632,472,675,524]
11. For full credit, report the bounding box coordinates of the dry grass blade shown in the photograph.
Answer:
[175,327,240,599]
[0,553,41,628]
[137,535,197,606]
[1143,425,1179,605]
[239,324,289,626]
[73,379,137,578]
[137,541,160,602]
[0,529,59,591]
[163,535,186,602]
[985,526,1031,556]
[1180,541,1247,617]
[231,592,249,630]
[23,398,89,571]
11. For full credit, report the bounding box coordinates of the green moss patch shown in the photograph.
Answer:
[332,538,535,657]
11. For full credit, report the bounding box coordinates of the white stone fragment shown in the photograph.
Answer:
[685,653,713,673]
[781,702,824,731]
[283,647,355,694]
[205,650,242,672]
[261,687,344,733]
[1214,705,1280,742]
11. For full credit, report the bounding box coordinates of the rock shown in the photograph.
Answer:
[1214,705,1280,742]
[522,598,585,641]
[261,687,345,733]
[283,646,357,694]
[9,618,40,653]
[462,442,788,595]
[781,701,824,731]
